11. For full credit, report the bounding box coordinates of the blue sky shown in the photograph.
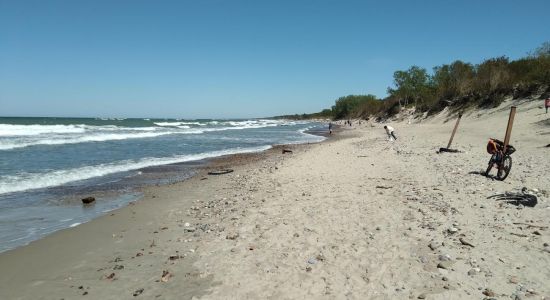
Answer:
[1,0,549,118]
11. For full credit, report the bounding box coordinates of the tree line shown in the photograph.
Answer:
[277,42,550,120]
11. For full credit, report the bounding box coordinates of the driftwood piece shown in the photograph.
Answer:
[208,169,234,175]
[438,148,461,153]
[512,222,548,229]
[502,106,516,154]
[459,237,475,247]
[446,114,462,149]
[438,114,463,153]
[282,149,293,154]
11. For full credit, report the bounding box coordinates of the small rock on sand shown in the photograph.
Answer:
[226,232,239,240]
[133,288,144,296]
[467,268,480,276]
[161,270,172,282]
[482,288,496,297]
[184,227,196,233]
[428,241,440,250]
[82,197,95,204]
[437,261,454,270]
[438,254,452,261]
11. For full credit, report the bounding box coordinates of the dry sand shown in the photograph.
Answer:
[0,97,549,300]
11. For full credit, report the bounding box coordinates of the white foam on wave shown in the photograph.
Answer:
[154,121,187,126]
[0,131,183,150]
[0,124,86,136]
[141,119,304,136]
[0,123,160,137]
[154,121,204,127]
[191,120,282,133]
[0,119,314,150]
[0,145,272,195]
[94,126,159,132]
[224,119,282,128]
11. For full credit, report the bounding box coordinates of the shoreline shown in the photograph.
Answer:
[1,99,548,299]
[0,126,339,300]
[0,124,329,254]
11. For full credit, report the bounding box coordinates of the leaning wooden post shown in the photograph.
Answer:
[446,113,462,149]
[503,106,516,153]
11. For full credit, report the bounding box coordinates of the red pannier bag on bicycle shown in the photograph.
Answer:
[487,139,498,154]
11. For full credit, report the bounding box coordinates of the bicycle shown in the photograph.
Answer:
[485,138,516,181]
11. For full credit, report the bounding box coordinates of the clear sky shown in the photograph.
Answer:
[1,0,549,118]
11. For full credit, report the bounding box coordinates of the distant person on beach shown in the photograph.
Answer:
[328,122,333,135]
[545,97,550,113]
[384,125,397,141]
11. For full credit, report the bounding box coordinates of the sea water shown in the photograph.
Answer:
[0,117,325,252]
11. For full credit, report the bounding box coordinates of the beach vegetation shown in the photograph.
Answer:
[331,94,379,119]
[276,42,550,120]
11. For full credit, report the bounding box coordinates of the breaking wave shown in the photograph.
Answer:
[0,145,271,195]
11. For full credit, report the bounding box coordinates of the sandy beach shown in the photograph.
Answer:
[1,97,549,299]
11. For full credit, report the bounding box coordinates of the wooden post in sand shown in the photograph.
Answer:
[503,106,516,153]
[446,113,462,149]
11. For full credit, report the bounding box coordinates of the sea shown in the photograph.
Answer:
[0,117,326,253]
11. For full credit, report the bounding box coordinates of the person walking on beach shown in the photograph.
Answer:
[545,97,550,113]
[328,122,333,135]
[384,125,397,141]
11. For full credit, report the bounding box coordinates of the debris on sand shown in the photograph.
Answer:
[482,288,496,297]
[459,237,475,247]
[82,197,95,204]
[488,192,537,207]
[208,169,234,175]
[132,288,144,296]
[161,270,172,282]
[226,232,239,240]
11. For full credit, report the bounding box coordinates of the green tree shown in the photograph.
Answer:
[331,95,379,119]
[433,60,475,100]
[474,56,512,97]
[387,66,433,109]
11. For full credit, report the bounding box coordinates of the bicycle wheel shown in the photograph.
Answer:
[497,155,512,180]
[485,155,495,176]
